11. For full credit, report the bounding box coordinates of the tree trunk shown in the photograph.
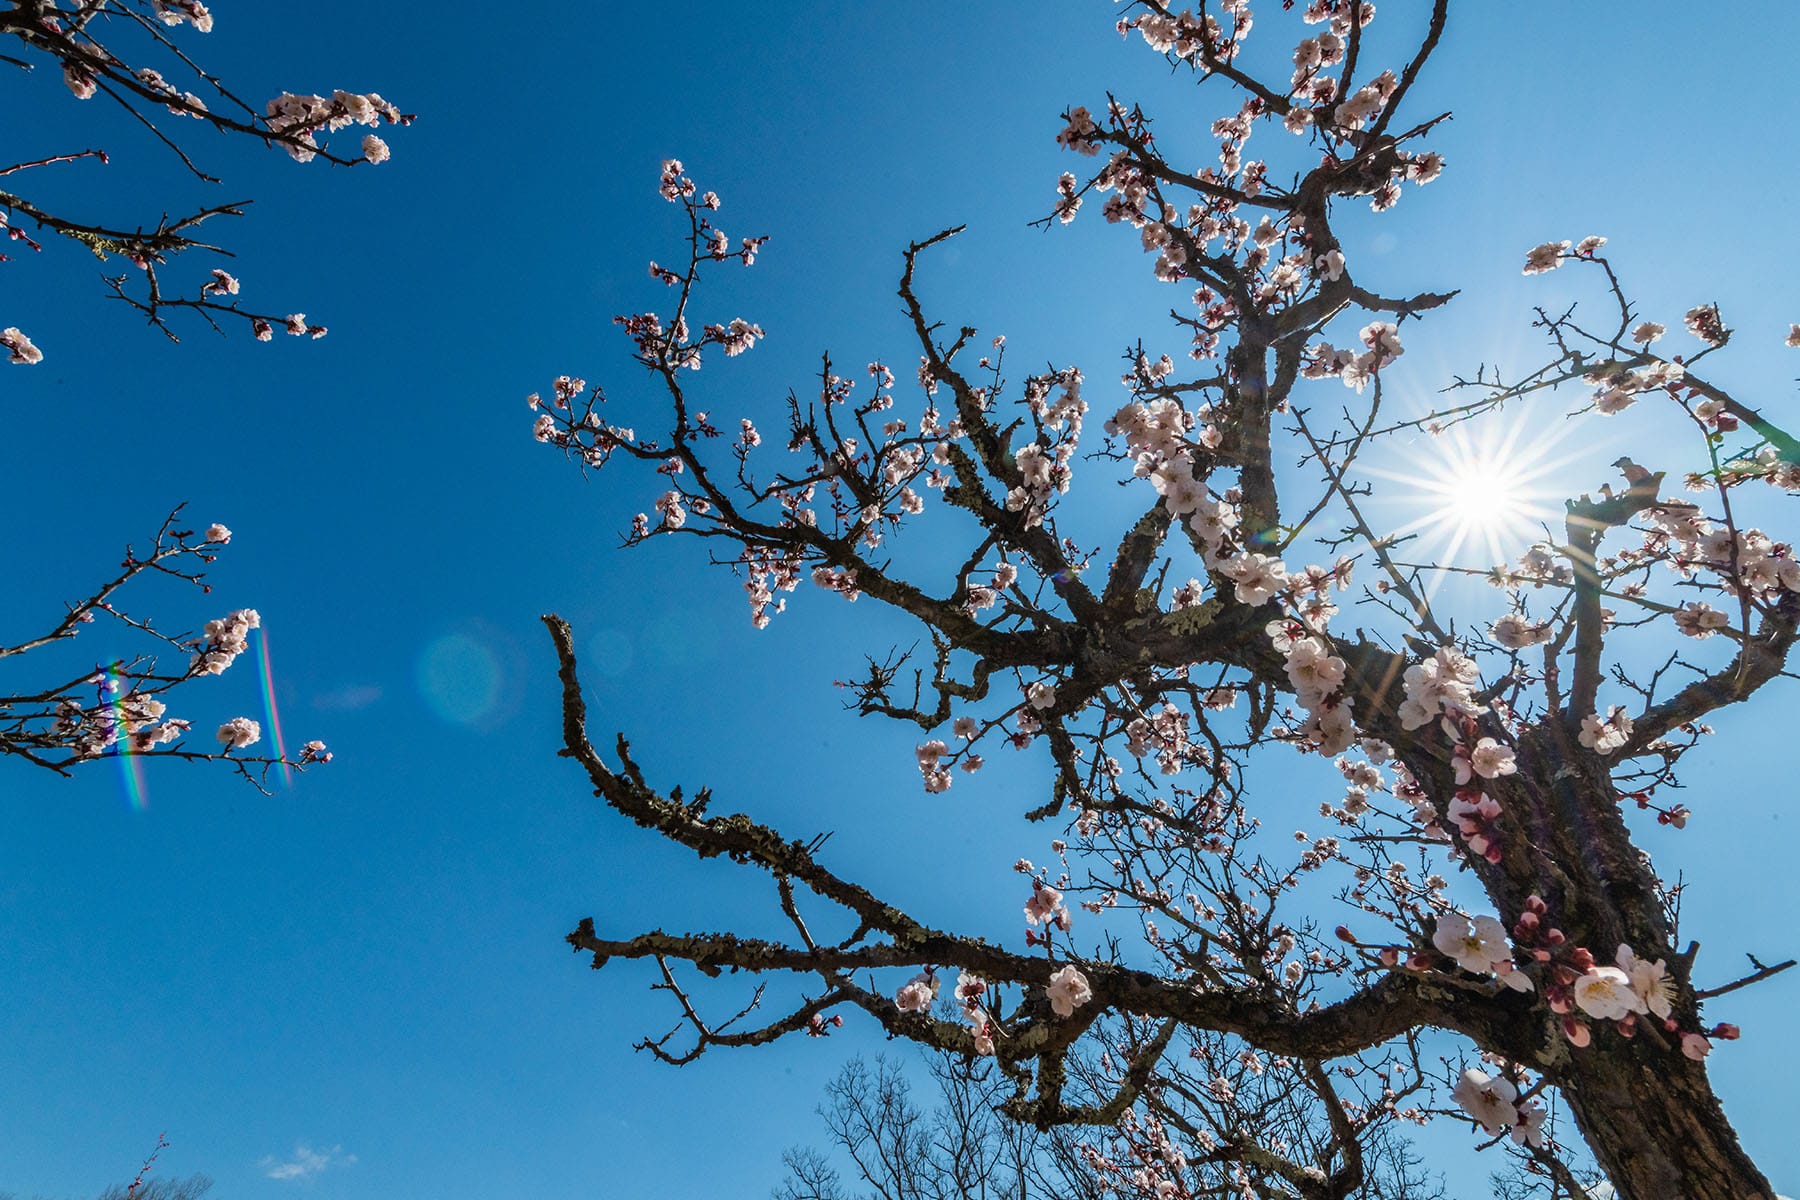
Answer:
[1559,1046,1775,1200]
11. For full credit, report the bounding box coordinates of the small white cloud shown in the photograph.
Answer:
[312,683,383,712]
[259,1144,356,1182]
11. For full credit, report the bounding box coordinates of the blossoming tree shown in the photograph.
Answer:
[0,1,391,778]
[527,4,1794,1196]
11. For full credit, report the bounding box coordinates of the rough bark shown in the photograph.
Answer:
[1558,1048,1775,1200]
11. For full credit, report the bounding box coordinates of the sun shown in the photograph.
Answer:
[1441,457,1529,531]
[1361,415,1590,576]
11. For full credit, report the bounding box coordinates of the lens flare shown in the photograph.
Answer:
[418,632,502,726]
[257,627,293,788]
[106,665,150,812]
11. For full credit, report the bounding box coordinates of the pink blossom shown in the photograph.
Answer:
[1512,1101,1547,1148]
[1432,913,1513,976]
[64,63,97,100]
[1573,965,1644,1021]
[1455,737,1517,784]
[1672,601,1729,639]
[1617,945,1675,1020]
[215,717,261,749]
[1451,1068,1518,1134]
[1685,303,1726,346]
[1579,707,1633,755]
[1024,883,1068,928]
[1225,553,1288,606]
[895,971,938,1013]
[1045,963,1092,1017]
[1490,612,1552,649]
[1,327,43,365]
[1522,240,1570,275]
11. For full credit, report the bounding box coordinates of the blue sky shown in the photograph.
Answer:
[4,3,1799,1196]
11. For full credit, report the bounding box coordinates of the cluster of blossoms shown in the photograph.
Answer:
[58,2,405,168]
[528,376,638,471]
[127,65,209,117]
[1301,321,1405,393]
[613,310,700,371]
[115,692,188,753]
[914,739,957,793]
[1520,235,1606,275]
[809,564,861,606]
[65,675,191,757]
[1488,610,1553,650]
[1006,434,1078,529]
[151,0,213,31]
[893,968,940,1015]
[1009,679,1064,749]
[1128,4,1238,63]
[1079,1107,1199,1200]
[1498,895,1727,1056]
[1578,706,1633,755]
[1684,303,1727,347]
[705,317,763,357]
[1709,444,1800,493]
[890,968,1002,1055]
[741,547,802,630]
[1451,1068,1546,1149]
[1123,702,1210,775]
[1265,582,1358,756]
[191,607,260,676]
[251,313,327,342]
[215,715,261,749]
[1396,645,1480,732]
[1583,357,1686,417]
[1391,659,1530,860]
[1024,879,1073,934]
[953,970,994,1054]
[962,560,1018,616]
[1102,395,1296,611]
[201,269,240,298]
[1488,542,1571,591]
[1639,506,1800,601]
[263,90,404,164]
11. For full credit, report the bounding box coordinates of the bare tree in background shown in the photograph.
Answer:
[0,1182,211,1200]
[3,1134,216,1200]
[1,0,408,782]
[95,1177,213,1200]
[777,1050,1446,1200]
[528,3,1797,1196]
